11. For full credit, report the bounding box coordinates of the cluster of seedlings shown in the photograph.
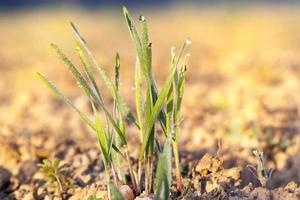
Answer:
[37,6,189,200]
[37,7,273,200]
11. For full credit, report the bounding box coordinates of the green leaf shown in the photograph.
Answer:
[109,183,125,200]
[155,139,172,200]
[135,58,144,139]
[70,22,114,96]
[87,195,102,200]
[36,72,96,130]
[111,53,127,183]
[122,6,143,71]
[166,84,174,136]
[70,22,139,128]
[123,7,167,135]
[51,44,126,144]
[177,65,186,112]
[75,43,102,101]
[144,86,155,154]
[140,15,151,77]
[92,103,110,167]
[111,144,125,158]
[102,105,127,145]
[50,43,99,103]
[139,66,177,160]
[114,53,120,90]
[39,47,126,145]
[53,159,60,171]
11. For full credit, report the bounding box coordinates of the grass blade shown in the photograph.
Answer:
[135,57,144,139]
[102,106,127,145]
[114,53,120,90]
[70,22,139,128]
[36,72,96,130]
[155,139,172,200]
[50,43,126,144]
[75,43,102,101]
[139,66,176,160]
[123,6,144,71]
[176,65,186,114]
[109,183,125,200]
[124,7,167,135]
[71,23,130,144]
[51,43,99,103]
[112,52,127,183]
[36,72,125,156]
[140,15,151,78]
[92,103,110,167]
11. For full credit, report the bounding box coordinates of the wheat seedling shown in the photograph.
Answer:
[38,158,72,193]
[37,7,190,199]
[247,150,273,187]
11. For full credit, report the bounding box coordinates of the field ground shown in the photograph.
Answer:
[0,5,300,199]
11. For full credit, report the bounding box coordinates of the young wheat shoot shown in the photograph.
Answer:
[37,7,190,199]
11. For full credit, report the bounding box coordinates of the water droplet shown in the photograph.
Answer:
[171,46,176,57]
[171,127,175,137]
[139,15,145,22]
[77,81,82,88]
[131,85,136,91]
[186,53,191,57]
[185,38,192,45]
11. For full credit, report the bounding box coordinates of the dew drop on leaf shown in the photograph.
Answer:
[76,81,82,88]
[185,38,192,45]
[139,15,145,22]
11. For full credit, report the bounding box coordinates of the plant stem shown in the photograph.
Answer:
[137,159,142,193]
[145,156,150,194]
[125,147,138,194]
[110,161,118,186]
[55,174,63,193]
[105,168,112,200]
[149,155,154,192]
[173,139,182,193]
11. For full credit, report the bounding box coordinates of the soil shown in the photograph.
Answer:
[1,5,300,200]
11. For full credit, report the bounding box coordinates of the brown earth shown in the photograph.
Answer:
[0,5,300,200]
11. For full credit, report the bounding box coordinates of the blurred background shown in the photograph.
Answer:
[1,0,300,189]
[0,0,300,9]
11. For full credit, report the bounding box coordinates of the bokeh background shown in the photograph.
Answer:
[1,0,300,190]
[0,0,296,8]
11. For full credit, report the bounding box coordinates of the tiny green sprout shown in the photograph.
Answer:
[38,158,72,193]
[247,150,273,187]
[87,195,102,200]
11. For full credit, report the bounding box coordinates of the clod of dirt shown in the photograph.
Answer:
[0,166,11,190]
[69,183,107,200]
[250,187,272,200]
[119,185,134,200]
[193,154,241,193]
[134,192,154,200]
[184,181,300,200]
[195,154,223,175]
[13,184,36,200]
[0,137,20,174]
[241,182,254,193]
[0,192,14,200]
[17,160,38,182]
[183,185,230,200]
[284,181,298,192]
[272,187,300,200]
